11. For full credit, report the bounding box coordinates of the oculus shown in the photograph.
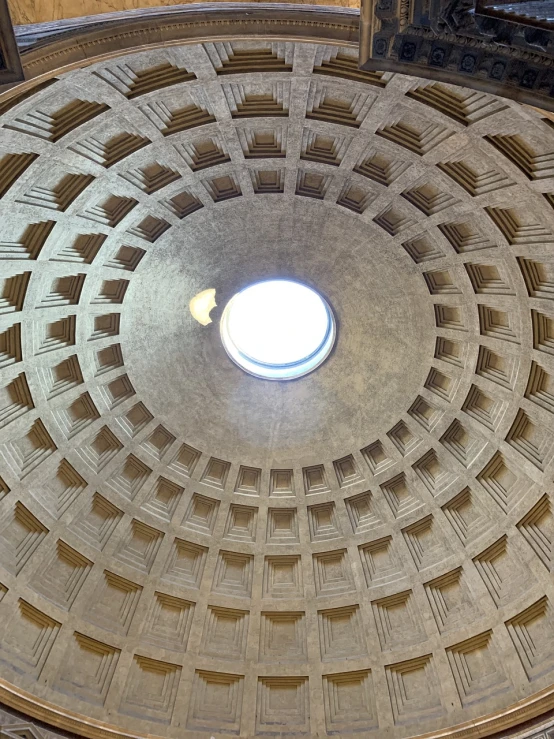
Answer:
[220,279,335,380]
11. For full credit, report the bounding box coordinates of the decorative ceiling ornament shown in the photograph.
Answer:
[359,0,554,109]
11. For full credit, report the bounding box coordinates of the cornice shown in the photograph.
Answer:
[2,671,554,739]
[10,4,358,85]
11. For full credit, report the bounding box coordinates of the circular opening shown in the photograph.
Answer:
[220,279,336,380]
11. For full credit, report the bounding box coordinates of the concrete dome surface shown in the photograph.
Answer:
[0,36,554,739]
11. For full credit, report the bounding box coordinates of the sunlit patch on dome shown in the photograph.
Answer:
[189,288,217,326]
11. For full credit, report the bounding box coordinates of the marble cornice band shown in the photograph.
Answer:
[9,4,358,86]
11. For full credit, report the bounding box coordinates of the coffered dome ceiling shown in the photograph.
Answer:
[2,37,554,739]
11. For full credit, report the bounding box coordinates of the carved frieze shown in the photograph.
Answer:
[360,0,554,108]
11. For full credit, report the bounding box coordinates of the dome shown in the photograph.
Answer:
[1,27,554,739]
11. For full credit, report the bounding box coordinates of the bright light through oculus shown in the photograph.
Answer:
[228,281,328,365]
[220,279,335,380]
